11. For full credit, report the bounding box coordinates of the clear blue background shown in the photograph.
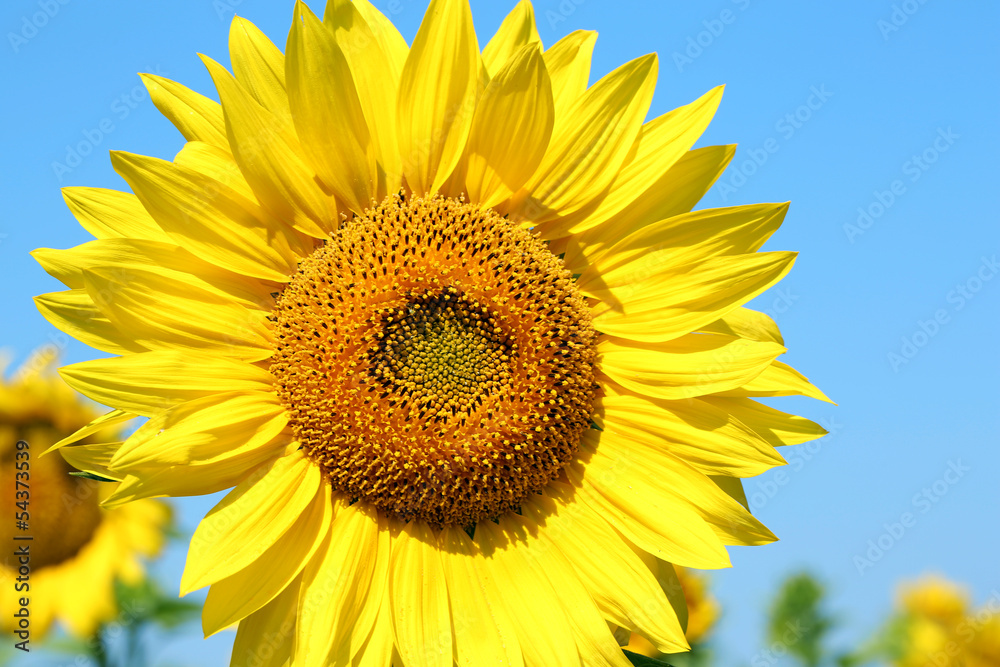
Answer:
[2,0,997,664]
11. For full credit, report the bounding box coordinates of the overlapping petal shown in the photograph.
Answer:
[141,73,228,149]
[287,2,377,213]
[202,54,338,237]
[483,1,541,76]
[463,44,554,208]
[181,451,320,594]
[512,53,658,226]
[396,0,480,194]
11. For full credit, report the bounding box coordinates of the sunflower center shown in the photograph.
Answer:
[1,424,103,571]
[269,195,598,527]
[367,290,514,418]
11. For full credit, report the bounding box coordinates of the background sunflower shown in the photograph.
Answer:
[0,348,169,641]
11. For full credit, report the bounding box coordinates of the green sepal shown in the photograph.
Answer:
[69,471,118,482]
[623,650,675,666]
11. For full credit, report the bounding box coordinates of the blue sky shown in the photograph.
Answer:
[2,0,997,664]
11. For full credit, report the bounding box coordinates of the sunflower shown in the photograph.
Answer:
[33,0,830,663]
[0,348,169,640]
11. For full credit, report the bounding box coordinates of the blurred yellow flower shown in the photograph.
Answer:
[901,575,969,627]
[895,575,1000,667]
[0,348,169,640]
[967,614,1000,666]
[680,565,721,644]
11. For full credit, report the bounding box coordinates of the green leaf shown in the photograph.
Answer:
[114,578,201,631]
[662,646,713,667]
[623,649,675,666]
[766,572,836,667]
[70,470,118,482]
[148,598,203,629]
[164,522,190,542]
[24,635,94,656]
[839,613,912,666]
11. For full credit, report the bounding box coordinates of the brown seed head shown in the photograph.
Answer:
[269,195,598,526]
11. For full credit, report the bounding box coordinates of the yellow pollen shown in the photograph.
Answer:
[269,195,598,527]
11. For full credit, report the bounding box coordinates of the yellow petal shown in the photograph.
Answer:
[102,443,289,506]
[202,54,338,237]
[295,499,381,666]
[626,547,690,636]
[339,508,392,664]
[563,144,736,272]
[598,390,786,477]
[506,513,634,667]
[324,0,404,197]
[703,397,828,447]
[286,2,376,213]
[59,350,273,417]
[396,0,479,194]
[711,475,749,510]
[140,73,228,149]
[593,431,777,547]
[717,359,833,402]
[598,334,785,400]
[347,0,410,81]
[390,520,452,667]
[589,251,798,343]
[181,452,320,594]
[35,290,145,356]
[61,186,169,242]
[32,238,275,307]
[482,0,541,76]
[700,307,784,345]
[202,485,332,636]
[42,408,134,455]
[110,151,305,281]
[539,86,724,238]
[438,526,524,667]
[578,202,789,289]
[464,44,553,208]
[230,574,300,667]
[524,491,689,653]
[475,519,579,667]
[513,54,658,225]
[230,16,292,127]
[174,140,256,201]
[59,442,123,481]
[82,267,272,361]
[351,596,395,667]
[542,30,597,117]
[110,391,286,470]
[570,433,731,569]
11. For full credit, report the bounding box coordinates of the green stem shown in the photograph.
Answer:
[92,625,110,667]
